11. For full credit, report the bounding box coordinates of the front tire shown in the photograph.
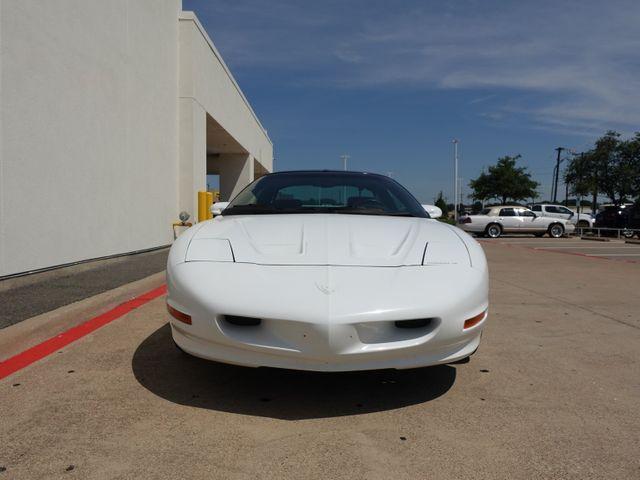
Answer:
[485,223,502,238]
[548,223,565,238]
[622,229,634,239]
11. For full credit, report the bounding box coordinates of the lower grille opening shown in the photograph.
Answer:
[394,318,433,329]
[223,315,261,327]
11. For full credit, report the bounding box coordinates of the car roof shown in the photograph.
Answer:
[264,170,387,178]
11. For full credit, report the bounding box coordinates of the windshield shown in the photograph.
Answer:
[222,172,429,218]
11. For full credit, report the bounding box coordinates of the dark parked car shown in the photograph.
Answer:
[594,204,640,238]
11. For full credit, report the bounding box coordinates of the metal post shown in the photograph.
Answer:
[206,191,214,219]
[197,191,208,223]
[340,154,350,171]
[552,147,564,203]
[453,139,459,222]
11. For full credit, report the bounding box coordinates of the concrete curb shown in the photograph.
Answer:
[580,236,610,242]
[625,239,640,245]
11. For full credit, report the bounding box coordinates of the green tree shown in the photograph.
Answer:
[594,131,625,205]
[471,201,483,214]
[565,131,640,207]
[618,132,640,203]
[564,151,598,207]
[434,191,449,217]
[469,155,539,205]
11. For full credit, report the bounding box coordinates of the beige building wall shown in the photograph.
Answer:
[178,12,273,211]
[0,2,272,277]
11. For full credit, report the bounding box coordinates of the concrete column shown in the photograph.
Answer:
[217,154,254,201]
[178,97,207,220]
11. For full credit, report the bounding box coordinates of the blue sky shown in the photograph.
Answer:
[185,0,640,203]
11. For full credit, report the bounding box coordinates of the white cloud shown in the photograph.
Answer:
[188,0,640,134]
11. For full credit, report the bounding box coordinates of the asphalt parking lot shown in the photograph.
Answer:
[481,235,640,263]
[1,241,639,479]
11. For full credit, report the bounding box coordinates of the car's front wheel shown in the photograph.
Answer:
[548,223,565,238]
[622,229,635,239]
[485,223,502,238]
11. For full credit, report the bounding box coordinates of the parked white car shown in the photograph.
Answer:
[530,204,595,228]
[167,171,489,371]
[458,205,575,238]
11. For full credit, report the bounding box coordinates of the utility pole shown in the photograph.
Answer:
[453,139,459,222]
[552,147,564,203]
[340,154,350,171]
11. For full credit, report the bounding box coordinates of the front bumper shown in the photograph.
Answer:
[167,263,488,371]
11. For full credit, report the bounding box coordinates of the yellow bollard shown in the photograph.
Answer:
[197,191,208,222]
[206,191,214,219]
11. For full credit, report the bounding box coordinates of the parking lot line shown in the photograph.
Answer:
[586,253,640,257]
[491,241,598,245]
[535,245,640,249]
[479,239,640,264]
[0,284,167,380]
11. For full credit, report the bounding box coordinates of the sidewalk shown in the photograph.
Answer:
[0,248,169,329]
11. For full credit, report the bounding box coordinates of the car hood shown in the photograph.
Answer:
[189,214,470,267]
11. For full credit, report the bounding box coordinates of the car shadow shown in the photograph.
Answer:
[131,324,457,420]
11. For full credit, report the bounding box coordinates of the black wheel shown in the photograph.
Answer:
[577,220,590,228]
[548,223,565,238]
[622,229,634,239]
[485,223,502,238]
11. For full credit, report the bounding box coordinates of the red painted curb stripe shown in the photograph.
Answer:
[0,284,167,380]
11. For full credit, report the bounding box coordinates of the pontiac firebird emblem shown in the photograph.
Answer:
[315,282,335,295]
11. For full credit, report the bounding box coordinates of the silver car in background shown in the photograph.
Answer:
[530,204,595,228]
[458,206,575,238]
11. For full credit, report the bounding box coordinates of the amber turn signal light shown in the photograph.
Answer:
[463,310,486,330]
[167,303,192,325]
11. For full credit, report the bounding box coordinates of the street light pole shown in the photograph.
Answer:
[340,154,350,171]
[552,147,564,203]
[453,139,459,222]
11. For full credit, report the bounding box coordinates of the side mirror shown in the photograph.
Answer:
[422,204,442,219]
[211,201,229,216]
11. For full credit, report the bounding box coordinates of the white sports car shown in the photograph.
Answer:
[166,171,489,371]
